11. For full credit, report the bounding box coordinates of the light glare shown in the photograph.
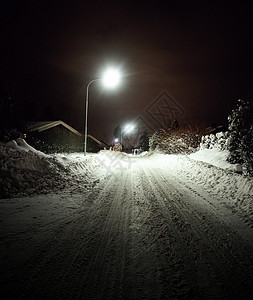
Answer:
[102,69,120,88]
[124,124,135,133]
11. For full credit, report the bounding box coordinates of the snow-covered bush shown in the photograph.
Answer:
[163,130,200,154]
[200,100,253,176]
[227,99,253,176]
[137,131,150,152]
[149,128,166,151]
[200,131,229,151]
[240,125,253,176]
[149,123,203,154]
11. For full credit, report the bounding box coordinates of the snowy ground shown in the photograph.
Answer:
[0,140,253,299]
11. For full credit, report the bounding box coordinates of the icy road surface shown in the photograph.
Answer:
[1,151,253,299]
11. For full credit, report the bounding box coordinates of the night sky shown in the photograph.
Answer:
[1,0,252,143]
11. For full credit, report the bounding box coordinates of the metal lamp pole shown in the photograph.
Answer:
[84,68,121,155]
[84,79,100,156]
[120,129,123,152]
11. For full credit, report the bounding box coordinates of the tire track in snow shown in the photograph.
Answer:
[79,171,130,299]
[55,173,130,299]
[135,163,196,298]
[145,162,253,299]
[2,155,253,299]
[1,174,118,299]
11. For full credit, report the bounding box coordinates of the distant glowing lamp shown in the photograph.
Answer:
[120,123,135,151]
[124,124,135,134]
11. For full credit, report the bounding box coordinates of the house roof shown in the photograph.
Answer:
[26,121,82,136]
[26,121,105,146]
[87,134,101,145]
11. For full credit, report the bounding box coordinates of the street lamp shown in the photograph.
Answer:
[84,68,121,155]
[121,123,135,151]
[102,69,121,88]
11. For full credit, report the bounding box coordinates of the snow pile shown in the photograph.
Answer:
[184,155,253,223]
[0,140,135,199]
[0,139,105,199]
[189,148,233,170]
[187,149,252,219]
[2,138,47,154]
[148,152,253,224]
[200,130,252,176]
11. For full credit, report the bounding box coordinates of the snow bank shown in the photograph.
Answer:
[4,138,47,155]
[187,149,252,220]
[0,140,106,199]
[149,152,253,224]
[0,140,134,199]
[189,148,233,170]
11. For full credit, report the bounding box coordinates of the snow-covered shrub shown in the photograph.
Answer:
[164,130,200,154]
[200,131,229,151]
[227,99,253,176]
[149,123,203,154]
[215,132,229,150]
[149,128,166,151]
[137,131,150,152]
[240,125,253,176]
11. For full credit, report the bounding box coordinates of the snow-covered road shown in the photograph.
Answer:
[1,151,253,299]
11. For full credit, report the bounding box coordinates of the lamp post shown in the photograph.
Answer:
[84,68,121,155]
[84,79,99,156]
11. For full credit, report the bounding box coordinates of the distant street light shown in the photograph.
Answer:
[124,124,135,134]
[84,68,121,155]
[121,123,135,151]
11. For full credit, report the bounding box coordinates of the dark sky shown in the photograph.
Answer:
[1,0,252,143]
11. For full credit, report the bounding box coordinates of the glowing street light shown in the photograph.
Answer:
[124,124,135,134]
[102,69,121,88]
[121,123,135,151]
[84,68,121,155]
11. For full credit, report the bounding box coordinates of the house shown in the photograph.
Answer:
[25,120,106,153]
[86,134,109,153]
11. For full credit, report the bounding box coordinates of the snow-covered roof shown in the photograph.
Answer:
[26,121,82,136]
